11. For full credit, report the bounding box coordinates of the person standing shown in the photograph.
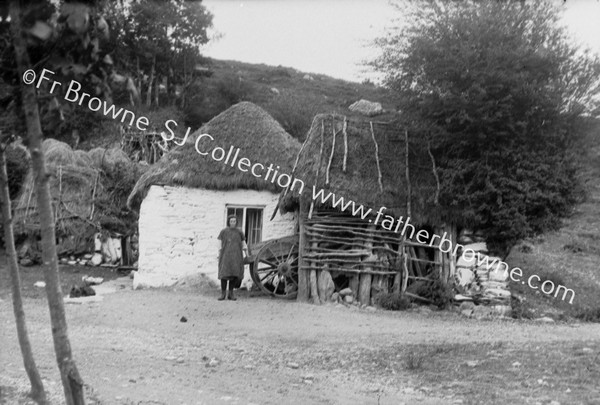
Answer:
[217,215,248,300]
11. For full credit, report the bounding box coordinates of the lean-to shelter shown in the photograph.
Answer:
[278,113,457,305]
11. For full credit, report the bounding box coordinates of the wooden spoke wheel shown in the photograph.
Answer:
[250,235,299,299]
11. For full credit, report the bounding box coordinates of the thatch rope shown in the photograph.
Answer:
[314,119,325,187]
[325,116,337,186]
[342,116,348,173]
[370,121,384,193]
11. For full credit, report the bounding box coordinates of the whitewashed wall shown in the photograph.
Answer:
[133,185,297,288]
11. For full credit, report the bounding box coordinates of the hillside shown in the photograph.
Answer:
[506,118,600,320]
[183,58,399,140]
[78,58,398,151]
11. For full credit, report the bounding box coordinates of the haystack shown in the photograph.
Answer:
[280,114,440,224]
[13,139,139,257]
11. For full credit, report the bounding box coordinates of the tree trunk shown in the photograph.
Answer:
[136,56,141,99]
[146,54,155,107]
[0,146,48,405]
[154,74,160,107]
[10,3,86,404]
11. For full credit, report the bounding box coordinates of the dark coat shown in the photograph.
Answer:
[218,227,246,282]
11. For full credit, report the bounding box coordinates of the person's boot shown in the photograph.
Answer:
[227,289,236,301]
[218,290,226,301]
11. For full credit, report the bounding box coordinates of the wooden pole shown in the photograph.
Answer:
[433,226,444,284]
[401,246,409,293]
[404,129,411,217]
[358,224,375,305]
[349,274,359,299]
[449,223,457,282]
[310,269,321,305]
[359,273,372,305]
[297,200,310,302]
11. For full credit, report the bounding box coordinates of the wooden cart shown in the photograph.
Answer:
[247,235,299,299]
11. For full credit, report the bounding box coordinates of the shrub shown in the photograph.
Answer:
[262,92,323,140]
[510,296,536,320]
[374,292,411,311]
[5,144,29,199]
[574,306,600,323]
[537,271,565,289]
[183,74,254,128]
[404,352,425,371]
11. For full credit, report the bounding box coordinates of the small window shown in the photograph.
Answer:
[226,205,264,246]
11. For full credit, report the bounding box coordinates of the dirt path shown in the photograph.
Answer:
[2,279,600,404]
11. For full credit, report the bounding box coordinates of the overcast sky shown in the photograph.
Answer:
[202,0,600,83]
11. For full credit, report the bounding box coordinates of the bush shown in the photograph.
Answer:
[183,74,254,128]
[262,92,323,140]
[374,292,411,311]
[404,352,426,371]
[574,306,600,323]
[510,296,536,320]
[5,144,29,199]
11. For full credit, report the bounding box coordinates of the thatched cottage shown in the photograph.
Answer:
[127,102,301,288]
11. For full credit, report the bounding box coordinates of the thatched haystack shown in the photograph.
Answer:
[127,101,301,210]
[13,139,140,258]
[280,114,440,224]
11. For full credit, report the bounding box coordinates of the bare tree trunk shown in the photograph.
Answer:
[0,145,48,404]
[10,3,86,404]
[136,56,141,98]
[146,54,155,107]
[154,74,160,107]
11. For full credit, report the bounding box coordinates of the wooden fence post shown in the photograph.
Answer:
[297,200,310,302]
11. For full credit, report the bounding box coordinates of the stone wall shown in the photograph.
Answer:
[134,185,296,288]
[454,230,512,318]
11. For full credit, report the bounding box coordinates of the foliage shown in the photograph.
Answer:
[374,292,412,311]
[372,0,600,252]
[5,143,28,199]
[183,73,254,128]
[0,1,125,146]
[510,296,536,320]
[574,306,600,323]
[262,91,324,140]
[409,271,454,309]
[404,351,425,371]
[105,0,213,108]
[94,161,140,234]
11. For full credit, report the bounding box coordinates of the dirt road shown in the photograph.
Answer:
[2,278,600,405]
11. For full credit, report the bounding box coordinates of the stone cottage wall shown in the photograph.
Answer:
[134,185,296,288]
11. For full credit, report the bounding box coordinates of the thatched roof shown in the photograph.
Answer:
[279,114,444,225]
[127,102,301,210]
[13,139,139,246]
